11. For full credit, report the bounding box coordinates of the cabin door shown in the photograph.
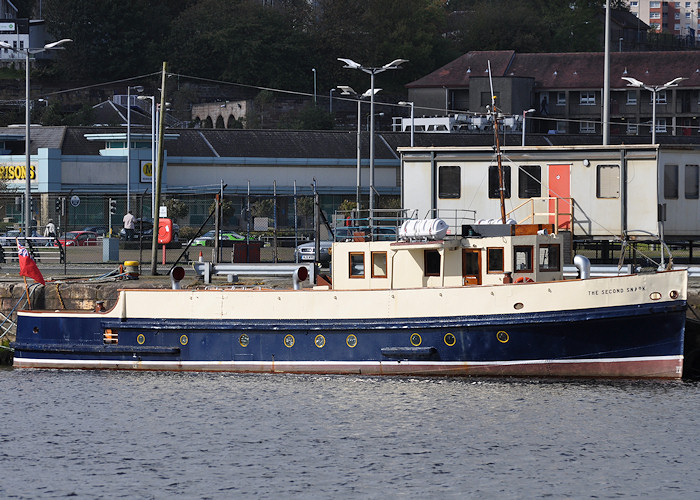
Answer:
[462,249,481,285]
[548,164,571,230]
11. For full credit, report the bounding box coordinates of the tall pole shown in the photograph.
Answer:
[652,88,657,144]
[126,86,131,212]
[603,0,611,145]
[312,68,317,104]
[150,62,168,275]
[369,70,375,227]
[409,102,414,147]
[356,98,361,210]
[24,51,30,238]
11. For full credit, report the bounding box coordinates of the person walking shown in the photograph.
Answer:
[123,210,136,240]
[43,219,56,246]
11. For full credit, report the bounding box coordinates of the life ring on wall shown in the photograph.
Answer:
[514,276,534,283]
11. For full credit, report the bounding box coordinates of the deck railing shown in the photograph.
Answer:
[505,197,574,234]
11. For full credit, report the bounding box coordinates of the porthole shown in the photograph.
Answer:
[444,333,456,346]
[284,334,295,348]
[496,331,509,343]
[650,292,662,301]
[513,302,524,310]
[410,333,422,346]
[32,326,39,334]
[137,333,145,345]
[239,334,249,347]
[180,334,189,346]
[315,335,326,348]
[346,334,358,348]
[670,290,679,299]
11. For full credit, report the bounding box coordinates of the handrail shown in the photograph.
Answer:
[505,197,574,234]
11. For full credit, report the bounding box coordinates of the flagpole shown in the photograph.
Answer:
[23,276,31,309]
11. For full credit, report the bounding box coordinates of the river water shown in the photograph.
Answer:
[1,368,698,499]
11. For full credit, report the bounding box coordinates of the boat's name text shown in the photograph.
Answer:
[588,286,645,296]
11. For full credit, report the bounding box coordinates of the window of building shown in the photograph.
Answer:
[580,92,596,105]
[656,117,667,133]
[371,252,387,278]
[630,1,638,6]
[597,164,620,199]
[685,164,699,199]
[438,165,461,199]
[650,1,660,7]
[424,250,441,276]
[556,92,566,105]
[539,244,560,272]
[488,164,511,199]
[349,252,365,278]
[514,246,533,273]
[626,122,638,135]
[664,164,679,199]
[675,12,681,20]
[518,165,541,198]
[580,121,596,133]
[675,23,681,30]
[556,121,567,133]
[487,247,504,273]
[650,12,661,18]
[626,90,637,105]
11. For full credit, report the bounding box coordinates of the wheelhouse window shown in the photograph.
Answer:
[664,164,679,199]
[438,165,461,199]
[597,164,620,199]
[487,247,504,273]
[488,164,511,199]
[349,252,365,278]
[514,246,533,273]
[371,252,387,278]
[539,244,560,272]
[685,164,699,199]
[518,165,541,198]
[424,250,441,276]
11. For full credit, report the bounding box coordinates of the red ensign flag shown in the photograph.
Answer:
[17,241,45,285]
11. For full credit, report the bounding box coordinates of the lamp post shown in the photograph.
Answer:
[312,68,317,104]
[137,95,157,214]
[338,58,407,227]
[329,88,336,114]
[398,101,414,147]
[338,86,381,211]
[126,85,144,213]
[0,38,71,238]
[622,76,686,144]
[521,108,535,147]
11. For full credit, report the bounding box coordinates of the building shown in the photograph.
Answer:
[627,0,699,40]
[405,49,700,138]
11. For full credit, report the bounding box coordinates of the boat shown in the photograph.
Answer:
[11,215,687,378]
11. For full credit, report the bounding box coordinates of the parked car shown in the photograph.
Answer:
[295,240,332,264]
[0,229,23,246]
[119,218,179,241]
[56,231,99,247]
[189,230,245,247]
[81,226,108,237]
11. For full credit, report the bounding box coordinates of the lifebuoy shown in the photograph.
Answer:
[514,276,534,283]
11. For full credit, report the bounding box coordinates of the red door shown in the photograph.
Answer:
[548,164,571,230]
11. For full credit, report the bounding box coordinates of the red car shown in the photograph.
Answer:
[55,231,100,247]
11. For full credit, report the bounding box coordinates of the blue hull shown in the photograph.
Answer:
[12,301,686,378]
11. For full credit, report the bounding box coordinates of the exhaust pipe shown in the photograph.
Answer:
[293,266,309,290]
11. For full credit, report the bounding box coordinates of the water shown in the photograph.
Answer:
[1,369,699,499]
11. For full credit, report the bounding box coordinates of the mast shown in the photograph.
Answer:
[488,61,507,223]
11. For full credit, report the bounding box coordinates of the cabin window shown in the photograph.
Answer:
[349,252,365,278]
[514,246,533,273]
[685,165,699,199]
[597,164,620,198]
[518,165,541,198]
[664,164,679,199]
[424,250,441,276]
[487,247,504,273]
[488,164,511,199]
[438,166,461,199]
[539,244,560,272]
[371,252,388,278]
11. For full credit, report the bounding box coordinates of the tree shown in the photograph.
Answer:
[164,198,189,222]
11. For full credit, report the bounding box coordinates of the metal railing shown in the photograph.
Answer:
[505,197,574,233]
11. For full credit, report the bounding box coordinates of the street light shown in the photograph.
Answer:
[338,85,381,210]
[338,58,408,227]
[398,101,414,147]
[521,108,536,147]
[126,85,144,213]
[138,95,157,213]
[0,38,71,238]
[622,76,686,143]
